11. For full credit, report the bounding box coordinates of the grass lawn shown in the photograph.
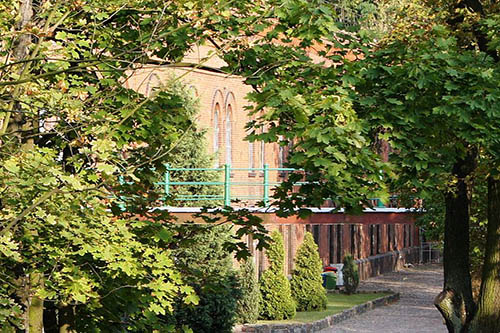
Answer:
[258,292,392,324]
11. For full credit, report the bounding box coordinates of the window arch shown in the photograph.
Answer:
[224,92,236,167]
[214,104,220,154]
[211,89,224,167]
[248,116,256,171]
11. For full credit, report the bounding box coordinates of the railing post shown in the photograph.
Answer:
[164,164,170,200]
[224,164,231,207]
[263,164,269,206]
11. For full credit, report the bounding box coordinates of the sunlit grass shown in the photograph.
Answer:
[258,292,392,324]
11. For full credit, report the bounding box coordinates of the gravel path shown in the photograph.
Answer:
[320,264,447,333]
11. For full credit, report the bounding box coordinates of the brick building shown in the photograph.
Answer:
[125,44,421,279]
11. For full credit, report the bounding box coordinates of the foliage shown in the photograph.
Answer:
[342,254,359,295]
[0,2,393,328]
[221,0,390,217]
[328,0,418,39]
[0,149,197,332]
[0,0,286,329]
[170,225,241,333]
[355,19,500,197]
[291,232,327,311]
[236,258,260,324]
[351,1,500,329]
[259,231,296,320]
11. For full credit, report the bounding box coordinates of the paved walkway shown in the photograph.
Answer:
[320,264,447,333]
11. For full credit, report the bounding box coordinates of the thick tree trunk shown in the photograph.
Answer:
[28,273,44,333]
[469,176,500,332]
[435,156,476,333]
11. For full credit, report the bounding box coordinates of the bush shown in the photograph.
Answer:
[342,253,359,294]
[259,231,296,320]
[171,225,241,332]
[236,258,260,324]
[291,232,327,311]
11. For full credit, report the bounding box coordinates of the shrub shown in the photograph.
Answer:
[291,232,327,311]
[171,225,241,332]
[342,253,359,294]
[236,258,260,324]
[259,231,296,320]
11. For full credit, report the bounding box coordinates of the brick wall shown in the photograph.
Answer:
[239,219,420,280]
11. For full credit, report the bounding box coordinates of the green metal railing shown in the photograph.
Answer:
[159,164,296,206]
[158,164,394,208]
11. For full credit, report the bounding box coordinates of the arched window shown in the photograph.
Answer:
[212,90,224,167]
[225,105,232,166]
[213,104,220,167]
[249,141,255,169]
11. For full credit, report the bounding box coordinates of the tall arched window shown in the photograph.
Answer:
[249,142,255,169]
[225,105,232,166]
[213,104,220,167]
[212,89,224,167]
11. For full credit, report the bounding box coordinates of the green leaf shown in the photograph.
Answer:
[4,160,19,174]
[386,98,403,105]
[156,228,172,242]
[55,31,67,40]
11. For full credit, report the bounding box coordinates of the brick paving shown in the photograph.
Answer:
[319,264,447,333]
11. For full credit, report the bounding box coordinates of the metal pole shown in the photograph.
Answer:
[263,164,269,206]
[224,164,231,207]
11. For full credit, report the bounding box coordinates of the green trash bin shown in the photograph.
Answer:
[322,271,337,290]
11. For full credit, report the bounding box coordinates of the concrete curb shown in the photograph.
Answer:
[233,292,400,333]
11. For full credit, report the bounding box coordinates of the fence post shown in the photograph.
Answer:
[164,164,170,200]
[224,164,231,207]
[263,164,269,206]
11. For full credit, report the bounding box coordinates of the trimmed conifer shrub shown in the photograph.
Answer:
[171,225,241,332]
[342,253,359,294]
[236,258,260,324]
[259,231,296,320]
[291,232,327,311]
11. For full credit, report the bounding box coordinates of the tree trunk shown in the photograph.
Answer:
[28,273,44,333]
[435,155,476,333]
[469,176,500,332]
